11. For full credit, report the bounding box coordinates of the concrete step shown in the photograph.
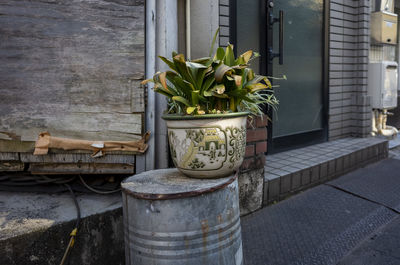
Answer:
[0,192,123,265]
[264,137,388,205]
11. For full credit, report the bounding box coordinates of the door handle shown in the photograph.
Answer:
[268,10,284,65]
[278,10,284,65]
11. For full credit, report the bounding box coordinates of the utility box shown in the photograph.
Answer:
[368,61,398,109]
[373,0,395,13]
[371,11,398,45]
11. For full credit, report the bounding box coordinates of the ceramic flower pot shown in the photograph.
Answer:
[162,112,248,179]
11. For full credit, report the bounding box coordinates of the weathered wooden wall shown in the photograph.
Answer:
[0,0,145,147]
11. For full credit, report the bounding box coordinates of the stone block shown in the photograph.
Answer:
[328,160,336,178]
[291,172,301,190]
[301,169,311,187]
[238,168,264,216]
[268,178,281,203]
[336,156,344,175]
[310,166,320,183]
[320,162,328,181]
[280,173,292,194]
[263,181,269,206]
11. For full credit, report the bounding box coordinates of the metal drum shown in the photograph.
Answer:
[121,168,243,265]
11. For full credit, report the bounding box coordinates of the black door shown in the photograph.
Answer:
[231,0,328,153]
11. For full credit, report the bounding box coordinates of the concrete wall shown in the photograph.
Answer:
[190,0,219,58]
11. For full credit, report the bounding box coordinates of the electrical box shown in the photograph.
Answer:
[373,0,395,13]
[368,61,398,109]
[371,11,398,45]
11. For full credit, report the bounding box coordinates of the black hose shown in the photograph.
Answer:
[64,184,81,229]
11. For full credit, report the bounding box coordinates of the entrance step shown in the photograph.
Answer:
[264,137,388,205]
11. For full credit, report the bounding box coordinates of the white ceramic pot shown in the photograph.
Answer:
[163,112,248,179]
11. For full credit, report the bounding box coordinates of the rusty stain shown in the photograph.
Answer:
[201,219,209,249]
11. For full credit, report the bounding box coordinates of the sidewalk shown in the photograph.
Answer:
[241,156,400,265]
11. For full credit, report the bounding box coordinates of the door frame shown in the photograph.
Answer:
[229,0,330,154]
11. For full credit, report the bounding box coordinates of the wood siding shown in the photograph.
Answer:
[0,0,145,146]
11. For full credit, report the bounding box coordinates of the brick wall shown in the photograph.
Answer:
[329,0,371,140]
[240,115,268,172]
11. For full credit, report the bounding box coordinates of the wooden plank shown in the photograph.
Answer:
[20,153,135,164]
[0,152,20,161]
[0,0,145,143]
[29,163,134,175]
[0,161,24,171]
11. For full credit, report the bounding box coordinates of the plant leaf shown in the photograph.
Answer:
[173,54,195,85]
[204,90,213,97]
[215,84,225,94]
[224,44,235,66]
[159,72,168,89]
[233,75,242,87]
[141,78,153,85]
[192,57,212,64]
[159,56,177,72]
[186,106,197,114]
[172,96,191,107]
[186,62,209,90]
[241,50,253,63]
[245,83,269,93]
[215,47,225,61]
[209,28,220,57]
[215,64,232,82]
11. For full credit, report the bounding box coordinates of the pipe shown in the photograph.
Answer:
[143,0,156,171]
[186,0,191,59]
[371,110,378,136]
[377,109,399,138]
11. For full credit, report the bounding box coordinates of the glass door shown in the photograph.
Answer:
[233,0,328,153]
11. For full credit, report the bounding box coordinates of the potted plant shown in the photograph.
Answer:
[143,33,278,178]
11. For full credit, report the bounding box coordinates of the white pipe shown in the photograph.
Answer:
[371,110,378,136]
[186,0,191,59]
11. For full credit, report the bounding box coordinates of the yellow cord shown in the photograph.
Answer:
[59,228,78,265]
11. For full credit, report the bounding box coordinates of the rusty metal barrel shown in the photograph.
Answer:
[121,168,243,265]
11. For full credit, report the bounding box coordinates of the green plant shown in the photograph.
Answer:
[142,31,278,116]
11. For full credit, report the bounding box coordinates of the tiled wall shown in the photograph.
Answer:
[219,0,230,47]
[219,0,373,143]
[329,0,371,140]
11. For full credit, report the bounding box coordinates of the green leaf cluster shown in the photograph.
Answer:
[142,30,279,116]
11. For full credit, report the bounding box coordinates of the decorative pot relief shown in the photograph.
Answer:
[164,113,248,178]
[168,126,246,172]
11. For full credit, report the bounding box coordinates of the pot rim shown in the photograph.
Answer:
[162,111,249,120]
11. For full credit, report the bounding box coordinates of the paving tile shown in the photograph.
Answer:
[264,137,389,203]
[264,172,280,181]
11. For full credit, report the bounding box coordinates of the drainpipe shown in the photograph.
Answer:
[378,109,399,137]
[136,0,157,173]
[138,0,178,172]
[186,0,191,59]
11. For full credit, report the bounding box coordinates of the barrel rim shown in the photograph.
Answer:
[121,172,238,200]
